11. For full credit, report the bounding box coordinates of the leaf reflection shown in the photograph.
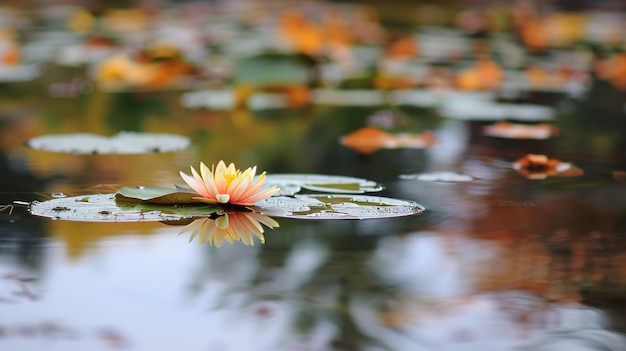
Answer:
[178,211,279,247]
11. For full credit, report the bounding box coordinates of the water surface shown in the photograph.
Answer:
[2,15,626,351]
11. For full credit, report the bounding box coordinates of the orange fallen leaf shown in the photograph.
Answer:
[340,127,436,154]
[340,127,395,154]
[613,170,626,181]
[483,121,558,139]
[513,154,583,179]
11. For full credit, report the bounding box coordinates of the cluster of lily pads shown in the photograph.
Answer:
[29,172,423,222]
[9,0,621,246]
[1,1,619,99]
[27,162,425,246]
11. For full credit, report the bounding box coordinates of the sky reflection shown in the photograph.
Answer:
[2,224,625,350]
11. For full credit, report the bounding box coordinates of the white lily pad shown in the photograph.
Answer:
[180,89,236,110]
[28,192,425,222]
[247,92,290,110]
[482,122,558,139]
[28,194,223,222]
[400,171,473,183]
[440,101,555,121]
[264,174,384,196]
[250,194,425,220]
[389,89,493,108]
[0,64,41,82]
[26,131,191,154]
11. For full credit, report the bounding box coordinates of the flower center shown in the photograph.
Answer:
[223,171,240,186]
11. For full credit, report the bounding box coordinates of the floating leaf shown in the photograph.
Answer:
[441,101,555,121]
[234,53,313,87]
[250,194,425,219]
[28,194,222,222]
[513,154,584,179]
[483,121,558,139]
[26,131,191,154]
[400,171,473,182]
[181,89,236,110]
[264,174,384,196]
[0,65,41,82]
[115,186,201,204]
[614,171,626,182]
[312,89,386,106]
[390,89,494,108]
[340,127,436,154]
[247,92,298,110]
[28,192,424,222]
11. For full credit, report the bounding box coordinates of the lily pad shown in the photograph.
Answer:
[26,131,191,154]
[0,65,41,82]
[440,101,555,121]
[115,186,201,204]
[28,193,424,222]
[400,171,473,182]
[340,127,436,154]
[28,194,223,222]
[264,174,384,196]
[614,171,626,182]
[250,194,425,219]
[181,89,236,110]
[234,53,313,87]
[312,89,386,106]
[483,121,558,139]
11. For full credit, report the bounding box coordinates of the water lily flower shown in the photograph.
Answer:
[179,211,279,247]
[180,161,280,206]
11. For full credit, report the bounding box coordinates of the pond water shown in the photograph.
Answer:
[2,3,626,351]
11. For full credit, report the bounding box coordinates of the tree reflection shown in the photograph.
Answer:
[179,211,279,247]
[184,218,626,350]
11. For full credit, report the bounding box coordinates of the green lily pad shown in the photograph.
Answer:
[312,89,386,106]
[115,186,202,204]
[28,194,223,222]
[234,53,313,87]
[26,131,191,154]
[265,174,384,196]
[250,194,425,220]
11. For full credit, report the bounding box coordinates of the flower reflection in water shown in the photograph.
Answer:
[179,211,279,247]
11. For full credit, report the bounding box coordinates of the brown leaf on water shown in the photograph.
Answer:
[513,154,583,179]
[340,127,436,154]
[483,121,558,139]
[613,170,626,181]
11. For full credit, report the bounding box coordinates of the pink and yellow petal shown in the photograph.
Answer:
[241,186,280,204]
[180,170,207,197]
[191,166,215,198]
